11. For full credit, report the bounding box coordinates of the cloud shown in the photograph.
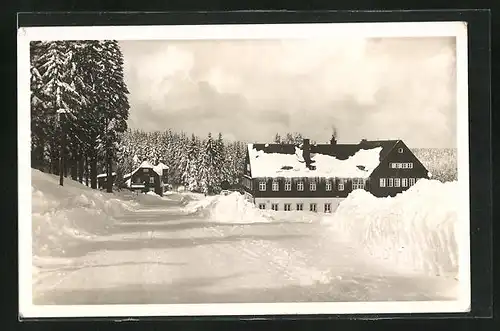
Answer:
[120,37,457,147]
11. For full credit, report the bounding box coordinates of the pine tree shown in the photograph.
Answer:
[199,133,218,194]
[30,40,89,184]
[182,134,200,191]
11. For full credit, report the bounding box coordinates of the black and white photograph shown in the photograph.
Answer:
[18,21,471,317]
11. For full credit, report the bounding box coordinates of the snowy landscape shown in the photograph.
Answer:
[32,168,459,304]
[24,31,467,313]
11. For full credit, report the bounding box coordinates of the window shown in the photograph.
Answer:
[284,203,291,211]
[390,163,397,169]
[324,203,332,213]
[352,178,365,190]
[388,178,394,187]
[296,203,303,211]
[309,181,316,191]
[259,181,267,191]
[402,178,408,187]
[338,180,345,191]
[402,163,408,169]
[408,162,414,169]
[297,181,304,191]
[409,178,416,186]
[246,163,250,171]
[149,177,154,184]
[272,181,279,191]
[380,178,386,187]
[325,181,332,191]
[143,168,149,173]
[396,163,402,169]
[394,178,401,187]
[309,203,317,212]
[271,203,279,211]
[284,180,292,191]
[258,203,266,210]
[398,148,404,153]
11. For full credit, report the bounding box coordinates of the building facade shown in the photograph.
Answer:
[242,138,430,213]
[123,161,169,196]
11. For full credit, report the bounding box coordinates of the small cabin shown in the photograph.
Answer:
[123,161,169,196]
[97,172,116,189]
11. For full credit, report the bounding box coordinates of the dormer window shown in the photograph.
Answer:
[272,181,279,191]
[259,181,267,191]
[398,148,404,153]
[309,181,316,191]
[297,181,304,191]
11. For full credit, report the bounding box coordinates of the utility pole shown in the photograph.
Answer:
[57,109,67,186]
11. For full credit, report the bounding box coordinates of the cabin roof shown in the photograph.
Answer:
[153,162,169,176]
[96,172,116,178]
[124,160,167,179]
[247,140,400,179]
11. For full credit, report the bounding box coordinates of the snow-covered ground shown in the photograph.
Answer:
[322,179,459,278]
[29,169,461,306]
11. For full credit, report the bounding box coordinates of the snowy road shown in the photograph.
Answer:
[32,194,458,305]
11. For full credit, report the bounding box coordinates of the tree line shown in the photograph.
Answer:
[116,129,248,195]
[30,40,130,192]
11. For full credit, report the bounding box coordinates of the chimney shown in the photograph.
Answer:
[330,135,337,145]
[302,138,315,170]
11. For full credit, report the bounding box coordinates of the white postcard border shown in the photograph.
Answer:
[18,21,471,318]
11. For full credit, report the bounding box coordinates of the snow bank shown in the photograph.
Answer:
[209,193,270,224]
[31,169,137,257]
[182,195,218,214]
[323,179,459,277]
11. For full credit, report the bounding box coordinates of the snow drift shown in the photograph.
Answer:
[323,179,460,278]
[31,169,137,257]
[209,192,270,224]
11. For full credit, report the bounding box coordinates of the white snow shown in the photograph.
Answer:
[30,169,461,306]
[209,192,270,224]
[31,169,137,257]
[96,172,116,178]
[124,160,166,179]
[153,162,169,176]
[248,144,382,178]
[323,179,459,278]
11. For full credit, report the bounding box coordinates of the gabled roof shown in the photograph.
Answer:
[123,160,163,179]
[247,140,400,179]
[153,162,169,176]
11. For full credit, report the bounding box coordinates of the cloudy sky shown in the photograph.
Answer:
[120,37,457,148]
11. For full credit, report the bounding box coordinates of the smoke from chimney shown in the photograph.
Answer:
[330,125,338,145]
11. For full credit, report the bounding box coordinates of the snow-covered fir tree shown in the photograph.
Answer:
[182,134,201,191]
[30,40,130,191]
[199,133,219,194]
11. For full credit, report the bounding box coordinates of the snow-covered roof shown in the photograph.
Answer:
[153,162,169,176]
[247,142,392,179]
[124,161,168,179]
[96,172,116,178]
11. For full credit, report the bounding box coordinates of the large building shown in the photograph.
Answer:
[241,137,430,213]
